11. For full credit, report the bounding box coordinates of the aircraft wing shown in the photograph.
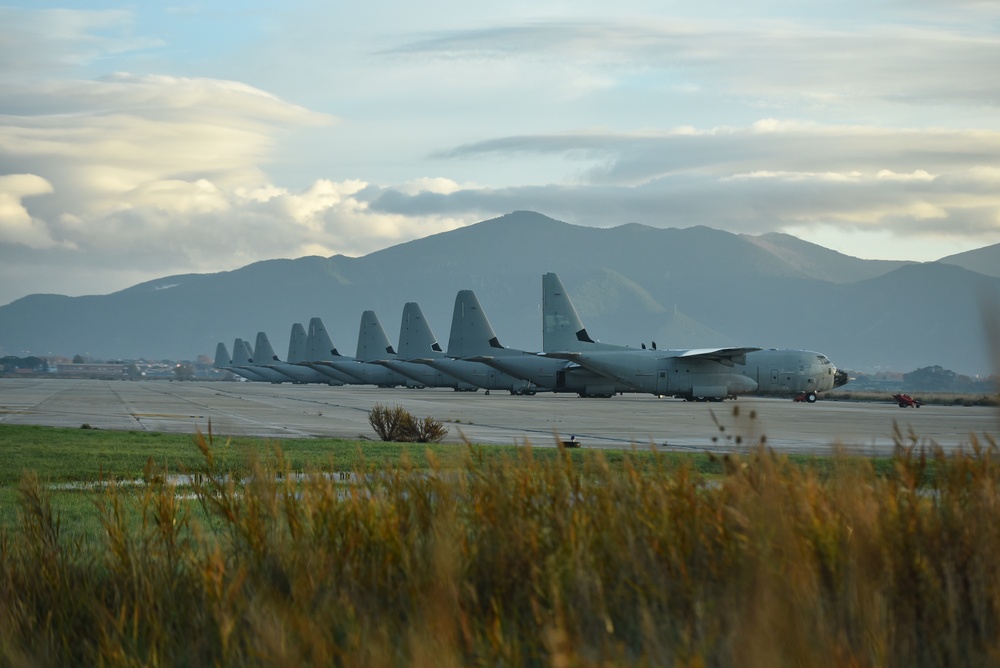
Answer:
[538,351,639,386]
[543,346,762,384]
[670,347,761,366]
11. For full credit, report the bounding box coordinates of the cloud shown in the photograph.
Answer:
[0,174,58,248]
[0,7,160,78]
[2,3,1000,305]
[381,121,1000,243]
[385,17,1000,108]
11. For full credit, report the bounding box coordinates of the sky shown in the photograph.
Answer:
[2,0,1000,306]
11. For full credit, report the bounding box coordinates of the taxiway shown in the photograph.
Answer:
[1,379,997,456]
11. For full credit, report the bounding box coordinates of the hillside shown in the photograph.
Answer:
[1,211,998,375]
[939,242,1000,278]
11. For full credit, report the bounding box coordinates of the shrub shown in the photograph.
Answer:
[409,415,449,443]
[368,403,413,441]
[368,404,449,443]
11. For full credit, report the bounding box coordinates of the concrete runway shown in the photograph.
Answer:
[0,378,997,456]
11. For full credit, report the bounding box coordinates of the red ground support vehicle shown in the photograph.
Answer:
[892,393,923,408]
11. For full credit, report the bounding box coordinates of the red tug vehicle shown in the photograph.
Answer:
[892,393,923,408]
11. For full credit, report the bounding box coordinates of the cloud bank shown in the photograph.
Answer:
[1,3,999,305]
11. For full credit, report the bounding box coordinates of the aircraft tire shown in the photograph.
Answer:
[806,392,817,403]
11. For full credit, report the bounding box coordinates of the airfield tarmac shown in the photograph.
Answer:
[0,378,997,456]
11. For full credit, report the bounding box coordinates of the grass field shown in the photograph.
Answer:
[2,422,999,665]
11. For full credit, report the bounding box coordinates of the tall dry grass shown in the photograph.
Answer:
[3,429,1000,666]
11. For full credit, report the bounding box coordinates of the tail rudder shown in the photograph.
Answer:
[232,338,252,365]
[542,272,627,352]
[307,317,342,361]
[214,342,231,369]
[447,290,505,358]
[287,323,308,363]
[397,302,444,360]
[542,272,592,352]
[254,332,281,363]
[356,311,396,361]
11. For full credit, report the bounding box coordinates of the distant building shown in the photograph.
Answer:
[55,363,126,379]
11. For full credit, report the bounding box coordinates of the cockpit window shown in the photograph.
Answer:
[816,355,830,364]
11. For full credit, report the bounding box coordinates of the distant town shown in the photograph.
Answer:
[0,354,225,382]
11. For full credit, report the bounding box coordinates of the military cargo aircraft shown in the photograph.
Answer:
[298,317,366,385]
[213,341,269,382]
[370,302,480,391]
[541,272,846,401]
[259,325,345,385]
[308,311,417,387]
[413,290,539,395]
[222,336,294,384]
[249,330,345,385]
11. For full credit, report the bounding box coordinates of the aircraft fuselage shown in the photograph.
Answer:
[739,349,841,397]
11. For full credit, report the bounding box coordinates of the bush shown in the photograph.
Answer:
[368,403,412,441]
[368,403,449,443]
[409,415,449,443]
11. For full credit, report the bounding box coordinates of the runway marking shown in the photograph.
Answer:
[133,413,205,418]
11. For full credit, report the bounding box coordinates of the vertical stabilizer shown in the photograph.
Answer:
[355,311,396,361]
[287,323,308,363]
[232,338,252,365]
[240,339,256,364]
[397,302,444,360]
[447,290,506,358]
[254,332,281,363]
[214,342,231,369]
[542,272,627,352]
[306,317,342,361]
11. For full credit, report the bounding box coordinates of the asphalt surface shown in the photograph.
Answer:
[1,378,997,456]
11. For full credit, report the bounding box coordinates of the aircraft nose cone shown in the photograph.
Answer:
[732,375,758,394]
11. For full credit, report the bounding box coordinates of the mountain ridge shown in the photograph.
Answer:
[1,211,997,375]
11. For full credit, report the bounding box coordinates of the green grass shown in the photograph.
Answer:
[0,423,751,485]
[0,422,902,540]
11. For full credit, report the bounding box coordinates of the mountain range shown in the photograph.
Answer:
[1,210,999,376]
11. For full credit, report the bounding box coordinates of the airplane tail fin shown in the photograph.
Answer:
[287,323,308,363]
[542,272,626,352]
[213,342,231,369]
[307,317,342,361]
[356,311,396,361]
[231,338,252,365]
[447,290,506,358]
[254,332,281,363]
[240,339,256,364]
[397,302,444,360]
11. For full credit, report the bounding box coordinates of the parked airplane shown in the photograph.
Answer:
[225,336,292,384]
[242,331,344,385]
[310,311,418,388]
[299,317,366,385]
[466,293,635,397]
[414,290,539,395]
[541,272,846,401]
[269,324,344,385]
[370,302,480,391]
[213,341,268,382]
